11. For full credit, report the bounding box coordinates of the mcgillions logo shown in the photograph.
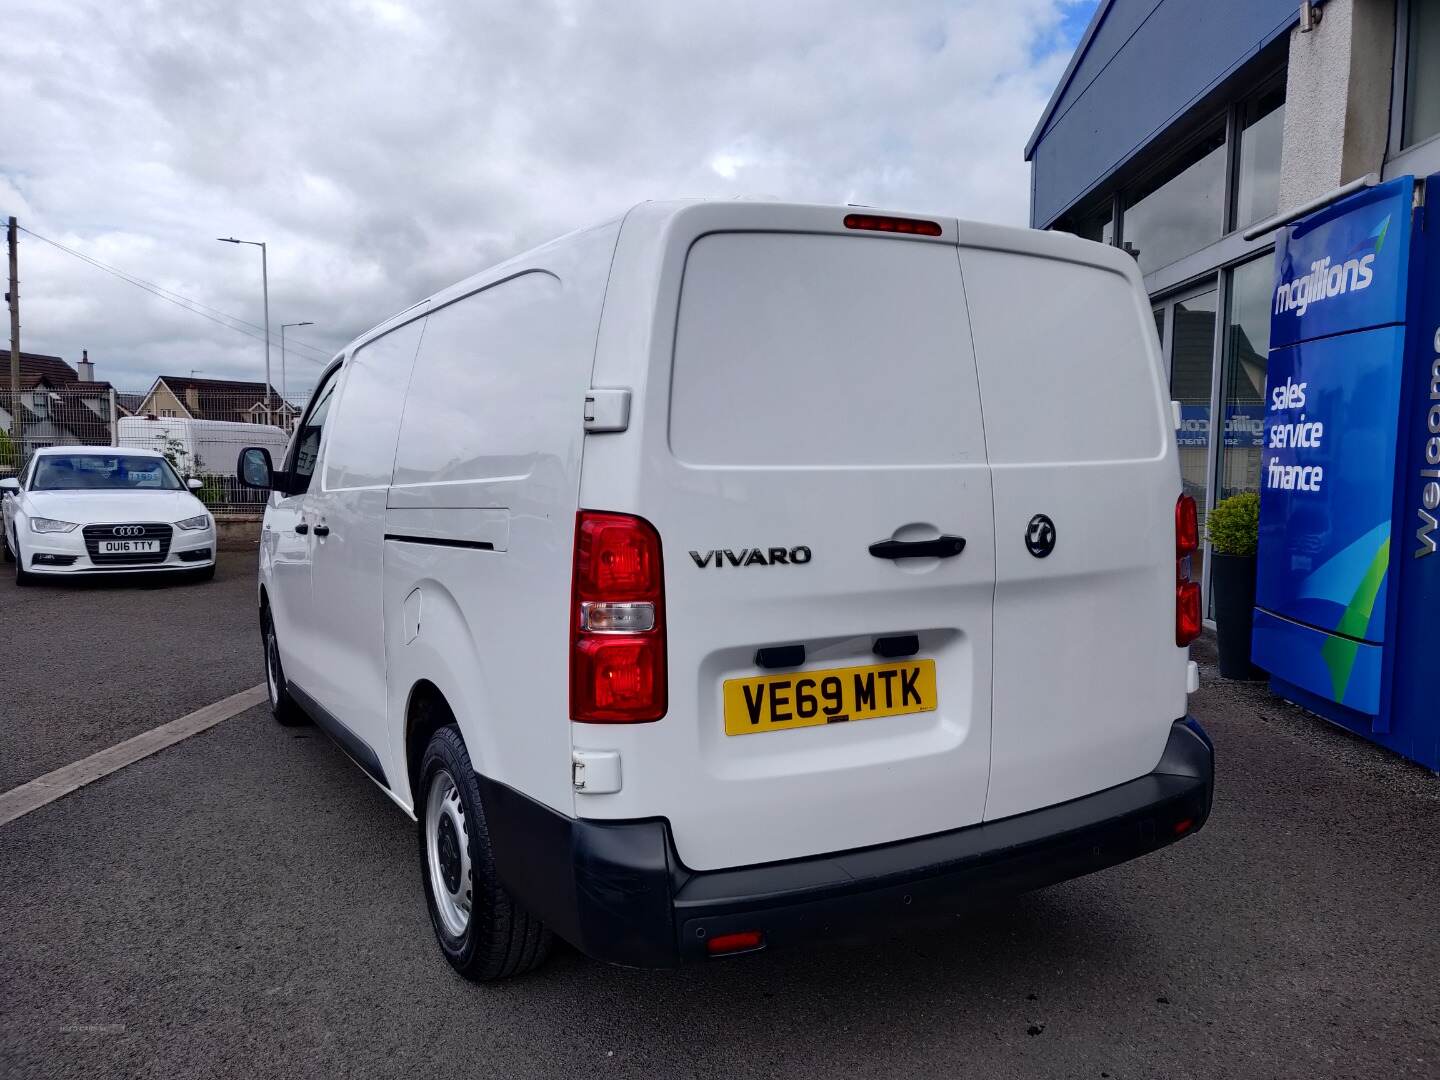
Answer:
[1273,214,1388,317]
[691,546,812,568]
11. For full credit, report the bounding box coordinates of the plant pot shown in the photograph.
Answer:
[1210,551,1264,680]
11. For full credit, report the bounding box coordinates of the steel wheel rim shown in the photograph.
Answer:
[425,769,472,937]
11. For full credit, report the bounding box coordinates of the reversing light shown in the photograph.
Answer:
[706,930,764,956]
[842,213,943,237]
[580,601,656,633]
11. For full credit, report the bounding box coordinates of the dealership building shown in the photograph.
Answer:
[1026,0,1439,605]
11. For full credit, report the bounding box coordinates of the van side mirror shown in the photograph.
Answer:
[0,477,19,493]
[186,477,204,491]
[238,447,281,493]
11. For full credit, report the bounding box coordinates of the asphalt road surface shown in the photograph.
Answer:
[2,554,1437,1078]
[0,552,261,792]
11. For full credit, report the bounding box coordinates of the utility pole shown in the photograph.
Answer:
[7,217,19,462]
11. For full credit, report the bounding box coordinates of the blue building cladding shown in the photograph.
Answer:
[1026,0,1298,229]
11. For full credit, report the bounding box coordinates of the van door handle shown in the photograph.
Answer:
[868,535,966,560]
[312,524,330,537]
[294,523,309,535]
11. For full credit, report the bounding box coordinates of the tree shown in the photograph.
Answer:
[0,423,16,477]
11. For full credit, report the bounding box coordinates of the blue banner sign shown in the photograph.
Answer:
[1270,177,1415,349]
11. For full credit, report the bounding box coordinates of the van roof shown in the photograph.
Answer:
[343,198,1143,355]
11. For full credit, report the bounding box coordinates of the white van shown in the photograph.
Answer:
[118,415,289,477]
[238,200,1213,981]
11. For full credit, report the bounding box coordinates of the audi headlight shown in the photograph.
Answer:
[30,517,79,534]
[175,513,212,532]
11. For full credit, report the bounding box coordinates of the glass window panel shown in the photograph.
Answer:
[1404,0,1440,148]
[289,372,339,492]
[1219,256,1273,501]
[1056,201,1114,244]
[1234,87,1285,229]
[1153,306,1165,349]
[1122,130,1226,275]
[1171,288,1218,598]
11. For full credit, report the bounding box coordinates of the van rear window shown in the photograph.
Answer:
[668,233,981,467]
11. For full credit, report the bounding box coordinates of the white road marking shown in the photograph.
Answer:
[0,683,267,827]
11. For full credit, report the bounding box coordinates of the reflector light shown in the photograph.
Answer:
[706,930,764,956]
[571,511,667,723]
[1176,579,1202,647]
[1172,817,1195,836]
[842,213,943,237]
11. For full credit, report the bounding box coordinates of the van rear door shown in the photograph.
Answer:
[579,209,997,872]
[957,226,1188,822]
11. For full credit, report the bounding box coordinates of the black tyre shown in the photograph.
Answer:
[192,562,217,582]
[12,531,33,586]
[418,722,551,982]
[262,610,306,725]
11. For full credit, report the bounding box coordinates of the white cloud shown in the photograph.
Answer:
[0,0,1087,398]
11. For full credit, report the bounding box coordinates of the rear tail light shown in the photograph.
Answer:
[1175,494,1202,647]
[842,213,943,237]
[570,511,667,723]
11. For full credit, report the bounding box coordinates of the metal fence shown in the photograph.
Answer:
[1,386,307,514]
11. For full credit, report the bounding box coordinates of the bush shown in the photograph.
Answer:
[1207,491,1260,556]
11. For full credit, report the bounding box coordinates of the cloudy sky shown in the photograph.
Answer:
[1,0,1094,399]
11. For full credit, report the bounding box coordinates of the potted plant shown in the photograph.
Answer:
[1206,491,1264,680]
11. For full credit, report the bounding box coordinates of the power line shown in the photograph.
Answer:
[13,224,336,365]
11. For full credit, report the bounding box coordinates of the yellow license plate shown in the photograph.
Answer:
[723,659,937,736]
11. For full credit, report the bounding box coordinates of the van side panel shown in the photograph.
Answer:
[381,223,619,814]
[957,234,1189,822]
[304,319,428,786]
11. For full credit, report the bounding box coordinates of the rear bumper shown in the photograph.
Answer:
[478,717,1213,969]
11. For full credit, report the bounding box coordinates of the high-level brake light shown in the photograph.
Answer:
[842,213,943,237]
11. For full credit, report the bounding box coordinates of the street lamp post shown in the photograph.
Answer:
[280,320,313,430]
[217,237,271,423]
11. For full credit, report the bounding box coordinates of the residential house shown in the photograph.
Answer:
[0,351,115,462]
[137,375,300,429]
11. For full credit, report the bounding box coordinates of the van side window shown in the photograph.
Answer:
[289,373,340,495]
[322,318,426,491]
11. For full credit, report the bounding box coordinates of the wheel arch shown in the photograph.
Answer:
[404,680,458,812]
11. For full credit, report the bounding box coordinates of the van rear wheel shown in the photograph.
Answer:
[418,724,551,981]
[262,612,306,726]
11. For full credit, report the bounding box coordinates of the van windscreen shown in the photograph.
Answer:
[668,232,978,468]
